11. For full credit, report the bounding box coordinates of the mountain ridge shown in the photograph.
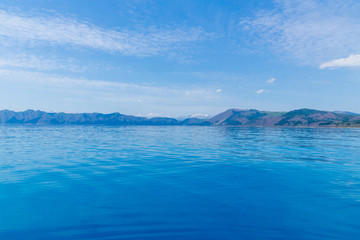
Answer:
[0,108,360,127]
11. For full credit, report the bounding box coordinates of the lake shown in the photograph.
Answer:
[0,126,360,239]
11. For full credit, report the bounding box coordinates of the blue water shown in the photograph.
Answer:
[1,126,360,239]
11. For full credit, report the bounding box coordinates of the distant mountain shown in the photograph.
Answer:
[0,108,360,127]
[209,109,280,126]
[0,110,181,126]
[209,108,360,127]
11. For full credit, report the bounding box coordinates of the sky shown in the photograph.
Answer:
[0,0,360,117]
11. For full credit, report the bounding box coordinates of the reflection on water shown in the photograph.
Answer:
[0,126,360,239]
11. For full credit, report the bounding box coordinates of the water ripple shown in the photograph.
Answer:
[1,126,360,239]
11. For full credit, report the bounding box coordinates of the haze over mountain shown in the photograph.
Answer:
[176,114,211,121]
[1,108,359,127]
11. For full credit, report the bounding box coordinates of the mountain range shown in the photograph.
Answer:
[0,108,360,127]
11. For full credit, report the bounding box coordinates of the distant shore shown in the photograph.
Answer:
[0,108,359,128]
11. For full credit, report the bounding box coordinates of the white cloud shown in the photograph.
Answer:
[184,89,217,99]
[0,69,219,105]
[190,72,243,81]
[216,89,222,93]
[170,71,244,82]
[241,0,360,64]
[0,69,223,116]
[320,54,360,69]
[0,69,168,95]
[0,10,209,56]
[0,54,84,72]
[266,77,275,84]
[256,89,264,94]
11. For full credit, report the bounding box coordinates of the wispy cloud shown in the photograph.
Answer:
[266,77,275,84]
[0,9,209,56]
[184,89,217,100]
[172,71,244,82]
[216,89,222,93]
[256,89,264,94]
[0,69,220,105]
[0,54,85,72]
[320,54,360,69]
[241,0,360,64]
[0,69,168,94]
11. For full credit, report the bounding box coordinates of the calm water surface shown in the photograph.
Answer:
[0,126,360,239]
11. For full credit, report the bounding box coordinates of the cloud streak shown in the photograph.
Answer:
[0,54,85,72]
[320,54,360,69]
[0,9,209,56]
[0,69,219,104]
[0,69,168,95]
[241,0,360,64]
[266,78,275,84]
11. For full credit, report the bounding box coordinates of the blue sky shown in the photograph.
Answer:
[0,0,360,117]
